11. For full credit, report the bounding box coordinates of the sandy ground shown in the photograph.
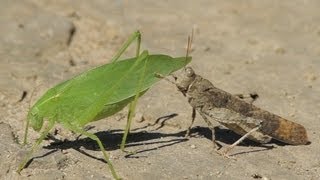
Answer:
[1,0,319,179]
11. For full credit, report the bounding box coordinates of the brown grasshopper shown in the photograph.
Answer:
[167,66,309,156]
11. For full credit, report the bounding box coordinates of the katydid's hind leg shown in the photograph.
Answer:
[185,108,196,137]
[120,50,148,154]
[120,101,138,154]
[234,93,259,104]
[62,122,120,180]
[17,119,55,173]
[110,30,141,64]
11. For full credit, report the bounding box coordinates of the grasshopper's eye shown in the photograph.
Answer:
[185,67,195,77]
[172,74,178,81]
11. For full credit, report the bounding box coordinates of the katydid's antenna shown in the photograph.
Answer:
[28,87,37,110]
[23,85,39,145]
[17,91,27,103]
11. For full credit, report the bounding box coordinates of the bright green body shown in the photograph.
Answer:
[19,31,191,180]
[29,54,190,129]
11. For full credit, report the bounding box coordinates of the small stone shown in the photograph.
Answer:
[134,112,145,123]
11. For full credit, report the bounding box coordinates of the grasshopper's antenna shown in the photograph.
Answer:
[164,29,194,81]
[167,29,194,81]
[185,28,194,61]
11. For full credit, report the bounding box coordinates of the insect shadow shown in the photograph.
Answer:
[34,114,187,164]
[41,130,187,162]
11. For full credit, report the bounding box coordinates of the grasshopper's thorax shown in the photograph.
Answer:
[28,106,44,132]
[175,67,196,95]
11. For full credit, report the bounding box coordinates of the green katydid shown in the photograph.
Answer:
[17,30,191,179]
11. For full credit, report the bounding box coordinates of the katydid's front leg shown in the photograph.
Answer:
[17,118,55,173]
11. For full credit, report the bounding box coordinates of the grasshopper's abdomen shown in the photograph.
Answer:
[260,115,309,145]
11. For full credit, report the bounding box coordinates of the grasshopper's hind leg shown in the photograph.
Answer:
[198,111,222,150]
[220,125,261,158]
[63,122,120,180]
[185,109,218,149]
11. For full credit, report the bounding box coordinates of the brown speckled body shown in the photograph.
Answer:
[176,67,309,145]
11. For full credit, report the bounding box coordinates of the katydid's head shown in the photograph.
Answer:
[175,67,196,95]
[27,106,44,132]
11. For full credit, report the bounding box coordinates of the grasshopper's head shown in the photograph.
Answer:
[173,29,196,95]
[175,67,196,95]
[27,106,44,132]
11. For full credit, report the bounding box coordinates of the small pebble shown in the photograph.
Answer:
[134,112,145,123]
